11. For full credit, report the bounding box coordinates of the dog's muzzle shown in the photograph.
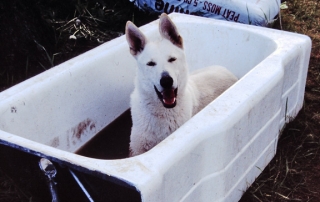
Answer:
[154,86,178,108]
[154,72,178,108]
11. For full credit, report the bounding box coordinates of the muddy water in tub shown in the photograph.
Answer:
[76,109,132,159]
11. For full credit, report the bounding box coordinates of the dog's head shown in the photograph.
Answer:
[125,13,188,108]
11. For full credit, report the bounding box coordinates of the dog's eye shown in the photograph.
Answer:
[168,57,176,63]
[147,61,156,66]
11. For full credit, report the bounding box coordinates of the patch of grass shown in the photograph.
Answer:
[0,0,157,91]
[241,115,320,201]
[0,167,31,202]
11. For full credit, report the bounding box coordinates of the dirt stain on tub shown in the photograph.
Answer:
[68,119,96,145]
[72,119,96,139]
[11,106,17,113]
[49,137,59,147]
[76,109,131,159]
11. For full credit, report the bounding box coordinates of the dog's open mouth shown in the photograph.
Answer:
[154,86,178,108]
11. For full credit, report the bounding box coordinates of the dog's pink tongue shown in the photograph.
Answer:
[162,89,176,105]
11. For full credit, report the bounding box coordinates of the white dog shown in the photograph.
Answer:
[126,13,238,156]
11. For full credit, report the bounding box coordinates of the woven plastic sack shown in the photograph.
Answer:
[131,0,280,26]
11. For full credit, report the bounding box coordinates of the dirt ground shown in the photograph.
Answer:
[0,0,319,201]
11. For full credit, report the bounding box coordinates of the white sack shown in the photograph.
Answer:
[131,0,280,26]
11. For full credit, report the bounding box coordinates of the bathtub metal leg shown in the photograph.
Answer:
[39,158,59,202]
[68,169,95,202]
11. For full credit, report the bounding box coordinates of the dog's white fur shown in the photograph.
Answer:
[126,13,238,156]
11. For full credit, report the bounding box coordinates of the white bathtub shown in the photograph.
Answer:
[0,13,311,201]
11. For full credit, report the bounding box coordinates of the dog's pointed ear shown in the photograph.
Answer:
[159,13,183,49]
[125,21,146,56]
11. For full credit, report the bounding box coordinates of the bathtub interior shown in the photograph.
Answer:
[0,16,277,158]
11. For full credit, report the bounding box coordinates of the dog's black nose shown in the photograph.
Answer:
[160,72,173,89]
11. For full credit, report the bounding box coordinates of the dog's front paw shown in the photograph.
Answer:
[129,140,154,157]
